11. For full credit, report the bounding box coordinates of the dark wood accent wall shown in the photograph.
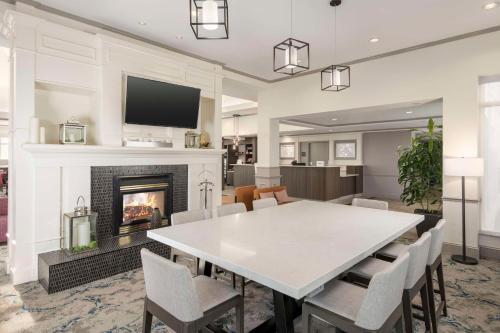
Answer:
[280,166,363,201]
[233,165,256,187]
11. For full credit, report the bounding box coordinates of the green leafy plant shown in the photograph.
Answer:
[398,118,443,213]
[72,240,97,253]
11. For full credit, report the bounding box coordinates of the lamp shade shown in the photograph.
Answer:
[444,157,484,177]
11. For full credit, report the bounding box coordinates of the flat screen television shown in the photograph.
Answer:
[124,76,201,129]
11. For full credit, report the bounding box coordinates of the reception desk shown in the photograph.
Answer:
[232,164,256,187]
[280,165,363,201]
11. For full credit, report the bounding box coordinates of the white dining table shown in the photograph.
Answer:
[147,200,424,333]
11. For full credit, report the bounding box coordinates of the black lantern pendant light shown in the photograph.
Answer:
[321,0,350,91]
[273,0,310,75]
[190,0,229,39]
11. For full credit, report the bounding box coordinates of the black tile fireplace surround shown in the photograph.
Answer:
[38,165,188,293]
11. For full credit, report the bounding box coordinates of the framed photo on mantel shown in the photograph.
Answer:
[334,140,357,160]
[280,143,296,159]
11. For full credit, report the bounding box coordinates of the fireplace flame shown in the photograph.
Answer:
[123,191,164,225]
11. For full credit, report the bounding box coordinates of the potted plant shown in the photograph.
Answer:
[398,118,443,236]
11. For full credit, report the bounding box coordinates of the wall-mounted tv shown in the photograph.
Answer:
[124,76,201,129]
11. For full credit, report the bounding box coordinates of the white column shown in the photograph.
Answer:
[256,114,280,187]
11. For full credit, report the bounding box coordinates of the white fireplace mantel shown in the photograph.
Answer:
[23,144,225,167]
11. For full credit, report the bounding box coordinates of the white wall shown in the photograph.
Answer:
[259,30,500,250]
[221,114,258,137]
[279,132,363,166]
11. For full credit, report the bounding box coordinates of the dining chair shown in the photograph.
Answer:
[302,252,410,333]
[217,202,247,217]
[141,249,244,333]
[348,232,433,333]
[252,198,278,210]
[170,209,211,275]
[352,198,389,210]
[376,219,448,333]
[216,202,248,296]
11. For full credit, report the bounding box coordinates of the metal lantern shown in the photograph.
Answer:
[321,65,350,91]
[59,120,87,144]
[62,196,97,254]
[273,38,310,76]
[190,0,229,39]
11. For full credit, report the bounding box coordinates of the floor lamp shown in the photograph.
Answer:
[444,157,484,265]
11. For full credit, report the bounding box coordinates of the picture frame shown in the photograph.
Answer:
[280,142,296,159]
[334,140,357,160]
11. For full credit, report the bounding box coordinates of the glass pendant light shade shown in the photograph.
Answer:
[190,0,228,39]
[321,65,350,91]
[202,0,219,30]
[274,38,310,75]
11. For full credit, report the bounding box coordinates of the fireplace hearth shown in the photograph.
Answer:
[113,174,173,236]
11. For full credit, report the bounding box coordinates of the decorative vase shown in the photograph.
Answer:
[151,208,162,228]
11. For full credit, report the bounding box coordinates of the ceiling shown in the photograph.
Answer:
[279,99,443,135]
[222,95,258,118]
[26,0,500,81]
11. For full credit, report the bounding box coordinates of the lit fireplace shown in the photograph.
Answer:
[123,191,165,225]
[113,174,173,236]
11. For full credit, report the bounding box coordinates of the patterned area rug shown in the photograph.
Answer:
[0,244,499,333]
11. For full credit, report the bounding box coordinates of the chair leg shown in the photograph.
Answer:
[402,291,413,333]
[436,262,447,317]
[395,316,404,333]
[232,273,236,289]
[240,276,245,297]
[235,300,244,333]
[426,267,438,333]
[195,258,200,276]
[420,282,432,332]
[142,299,153,333]
[302,304,312,333]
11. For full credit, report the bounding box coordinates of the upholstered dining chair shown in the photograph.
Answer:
[348,232,433,333]
[170,209,211,275]
[302,252,410,333]
[141,249,244,333]
[376,219,448,333]
[217,202,247,217]
[352,198,389,210]
[252,198,278,210]
[216,202,248,296]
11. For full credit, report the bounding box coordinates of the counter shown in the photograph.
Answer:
[280,165,363,201]
[231,164,256,187]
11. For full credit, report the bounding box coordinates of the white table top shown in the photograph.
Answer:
[148,200,423,299]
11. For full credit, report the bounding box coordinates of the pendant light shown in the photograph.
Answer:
[190,0,229,39]
[273,0,310,75]
[321,0,350,91]
[232,114,241,148]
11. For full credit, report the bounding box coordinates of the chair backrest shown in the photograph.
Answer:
[217,202,247,217]
[253,198,278,210]
[141,249,203,322]
[352,198,389,210]
[404,232,432,289]
[355,252,409,330]
[428,219,447,265]
[235,185,257,211]
[253,186,287,200]
[171,209,210,226]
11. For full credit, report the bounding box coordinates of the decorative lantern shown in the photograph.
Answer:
[190,0,229,39]
[59,120,87,144]
[62,196,97,254]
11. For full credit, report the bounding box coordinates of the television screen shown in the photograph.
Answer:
[125,76,201,129]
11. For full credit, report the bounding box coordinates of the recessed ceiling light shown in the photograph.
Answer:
[406,111,413,114]
[138,21,147,26]
[175,35,184,40]
[331,118,338,121]
[369,37,380,43]
[483,2,498,10]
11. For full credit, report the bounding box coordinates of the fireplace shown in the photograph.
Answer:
[113,174,173,236]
